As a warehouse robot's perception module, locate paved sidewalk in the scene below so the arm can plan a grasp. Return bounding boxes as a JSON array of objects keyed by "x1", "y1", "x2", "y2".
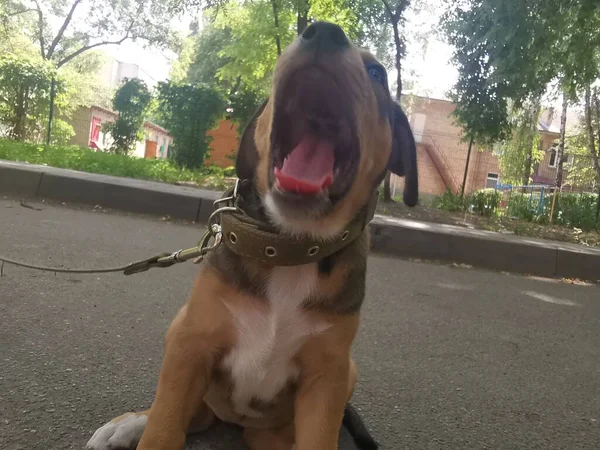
[
  {"x1": 2, "y1": 159, "x2": 599, "y2": 282},
  {"x1": 2, "y1": 198, "x2": 599, "y2": 450}
]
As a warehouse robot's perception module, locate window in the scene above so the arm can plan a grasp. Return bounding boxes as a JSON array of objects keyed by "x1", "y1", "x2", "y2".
[
  {"x1": 549, "y1": 148, "x2": 557, "y2": 168},
  {"x1": 486, "y1": 173, "x2": 499, "y2": 188},
  {"x1": 411, "y1": 113, "x2": 426, "y2": 144}
]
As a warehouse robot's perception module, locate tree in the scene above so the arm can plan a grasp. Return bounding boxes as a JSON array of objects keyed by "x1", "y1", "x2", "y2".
[
  {"x1": 175, "y1": 0, "x2": 392, "y2": 132},
  {"x1": 156, "y1": 81, "x2": 224, "y2": 168},
  {"x1": 442, "y1": 0, "x2": 600, "y2": 189},
  {"x1": 555, "y1": 89, "x2": 569, "y2": 188},
  {"x1": 172, "y1": 23, "x2": 265, "y2": 130},
  {"x1": 0, "y1": 54, "x2": 59, "y2": 140},
  {"x1": 105, "y1": 78, "x2": 153, "y2": 155},
  {"x1": 378, "y1": 0, "x2": 410, "y2": 202},
  {"x1": 494, "y1": 100, "x2": 543, "y2": 185},
  {"x1": 4, "y1": 0, "x2": 178, "y2": 142},
  {"x1": 583, "y1": 85, "x2": 600, "y2": 214}
]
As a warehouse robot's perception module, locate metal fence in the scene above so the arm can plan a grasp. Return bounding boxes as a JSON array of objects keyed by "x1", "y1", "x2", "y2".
[{"x1": 493, "y1": 183, "x2": 600, "y2": 230}]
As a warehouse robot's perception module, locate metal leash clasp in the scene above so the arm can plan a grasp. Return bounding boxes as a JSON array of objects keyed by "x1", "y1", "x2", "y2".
[
  {"x1": 193, "y1": 224, "x2": 223, "y2": 264},
  {"x1": 192, "y1": 179, "x2": 241, "y2": 264}
]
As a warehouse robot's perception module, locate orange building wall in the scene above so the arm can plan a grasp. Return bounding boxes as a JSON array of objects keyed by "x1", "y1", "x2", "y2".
[
  {"x1": 206, "y1": 119, "x2": 239, "y2": 168},
  {"x1": 205, "y1": 99, "x2": 503, "y2": 200},
  {"x1": 398, "y1": 96, "x2": 501, "y2": 197}
]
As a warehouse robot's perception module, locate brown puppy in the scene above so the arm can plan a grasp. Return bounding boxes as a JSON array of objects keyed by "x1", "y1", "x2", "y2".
[{"x1": 86, "y1": 21, "x2": 417, "y2": 450}]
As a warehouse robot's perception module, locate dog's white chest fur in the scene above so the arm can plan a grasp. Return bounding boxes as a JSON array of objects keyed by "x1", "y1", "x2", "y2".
[{"x1": 223, "y1": 264, "x2": 330, "y2": 417}]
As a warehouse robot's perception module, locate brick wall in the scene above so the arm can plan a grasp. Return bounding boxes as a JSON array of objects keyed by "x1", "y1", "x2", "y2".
[
  {"x1": 198, "y1": 97, "x2": 505, "y2": 198},
  {"x1": 533, "y1": 132, "x2": 560, "y2": 184},
  {"x1": 69, "y1": 107, "x2": 92, "y2": 147},
  {"x1": 206, "y1": 119, "x2": 238, "y2": 167},
  {"x1": 68, "y1": 106, "x2": 172, "y2": 159},
  {"x1": 398, "y1": 96, "x2": 500, "y2": 197}
]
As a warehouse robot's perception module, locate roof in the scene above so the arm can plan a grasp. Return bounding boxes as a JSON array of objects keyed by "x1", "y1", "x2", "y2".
[
  {"x1": 401, "y1": 92, "x2": 453, "y2": 104},
  {"x1": 537, "y1": 120, "x2": 560, "y2": 135},
  {"x1": 90, "y1": 105, "x2": 170, "y2": 136},
  {"x1": 400, "y1": 96, "x2": 568, "y2": 136}
]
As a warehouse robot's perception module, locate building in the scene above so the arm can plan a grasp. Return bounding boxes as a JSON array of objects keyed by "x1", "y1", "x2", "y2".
[
  {"x1": 390, "y1": 95, "x2": 502, "y2": 201},
  {"x1": 188, "y1": 96, "x2": 584, "y2": 199},
  {"x1": 98, "y1": 58, "x2": 157, "y2": 90},
  {"x1": 531, "y1": 111, "x2": 571, "y2": 186},
  {"x1": 206, "y1": 119, "x2": 239, "y2": 168},
  {"x1": 69, "y1": 105, "x2": 172, "y2": 159}
]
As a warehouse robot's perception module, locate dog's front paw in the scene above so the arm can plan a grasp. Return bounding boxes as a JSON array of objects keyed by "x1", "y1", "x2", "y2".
[{"x1": 86, "y1": 412, "x2": 147, "y2": 450}]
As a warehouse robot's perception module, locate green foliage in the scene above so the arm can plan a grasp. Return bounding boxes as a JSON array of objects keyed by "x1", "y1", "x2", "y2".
[
  {"x1": 183, "y1": 0, "x2": 398, "y2": 129},
  {"x1": 156, "y1": 81, "x2": 224, "y2": 169},
  {"x1": 213, "y1": 2, "x2": 295, "y2": 95},
  {"x1": 105, "y1": 78, "x2": 153, "y2": 155},
  {"x1": 434, "y1": 188, "x2": 501, "y2": 217},
  {"x1": 4, "y1": 0, "x2": 179, "y2": 68},
  {"x1": 506, "y1": 194, "x2": 538, "y2": 222},
  {"x1": 565, "y1": 131, "x2": 599, "y2": 189},
  {"x1": 0, "y1": 2, "x2": 130, "y2": 144},
  {"x1": 554, "y1": 193, "x2": 598, "y2": 230},
  {"x1": 432, "y1": 189, "x2": 466, "y2": 212},
  {"x1": 0, "y1": 139, "x2": 229, "y2": 189},
  {"x1": 228, "y1": 87, "x2": 264, "y2": 133},
  {"x1": 59, "y1": 51, "x2": 112, "y2": 109},
  {"x1": 177, "y1": 24, "x2": 264, "y2": 130},
  {"x1": 0, "y1": 54, "x2": 72, "y2": 142},
  {"x1": 469, "y1": 189, "x2": 501, "y2": 217},
  {"x1": 443, "y1": 0, "x2": 600, "y2": 148},
  {"x1": 506, "y1": 191, "x2": 599, "y2": 231},
  {"x1": 494, "y1": 100, "x2": 543, "y2": 185}
]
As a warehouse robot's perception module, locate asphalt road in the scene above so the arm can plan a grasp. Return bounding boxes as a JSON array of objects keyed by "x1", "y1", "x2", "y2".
[{"x1": 1, "y1": 197, "x2": 599, "y2": 450}]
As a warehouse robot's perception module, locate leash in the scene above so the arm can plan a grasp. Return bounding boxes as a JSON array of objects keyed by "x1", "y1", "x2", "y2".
[
  {"x1": 0, "y1": 182, "x2": 241, "y2": 277},
  {"x1": 1, "y1": 179, "x2": 378, "y2": 276}
]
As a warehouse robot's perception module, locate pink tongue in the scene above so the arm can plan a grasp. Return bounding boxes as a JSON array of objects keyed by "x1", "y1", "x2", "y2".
[{"x1": 274, "y1": 135, "x2": 335, "y2": 194}]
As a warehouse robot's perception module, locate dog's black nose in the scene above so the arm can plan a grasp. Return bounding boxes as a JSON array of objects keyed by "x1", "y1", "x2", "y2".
[{"x1": 300, "y1": 22, "x2": 349, "y2": 52}]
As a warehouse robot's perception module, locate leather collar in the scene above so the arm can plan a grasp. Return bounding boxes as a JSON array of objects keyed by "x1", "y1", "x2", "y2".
[{"x1": 216, "y1": 183, "x2": 379, "y2": 266}]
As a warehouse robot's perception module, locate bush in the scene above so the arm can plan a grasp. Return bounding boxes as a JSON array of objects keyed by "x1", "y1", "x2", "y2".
[
  {"x1": 156, "y1": 82, "x2": 224, "y2": 169},
  {"x1": 554, "y1": 193, "x2": 599, "y2": 230},
  {"x1": 0, "y1": 139, "x2": 229, "y2": 189},
  {"x1": 432, "y1": 189, "x2": 466, "y2": 212},
  {"x1": 506, "y1": 193, "x2": 537, "y2": 221},
  {"x1": 105, "y1": 78, "x2": 153, "y2": 155},
  {"x1": 505, "y1": 190, "x2": 599, "y2": 230},
  {"x1": 469, "y1": 189, "x2": 502, "y2": 217}
]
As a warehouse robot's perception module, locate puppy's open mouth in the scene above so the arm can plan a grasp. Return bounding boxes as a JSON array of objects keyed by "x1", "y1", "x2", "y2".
[{"x1": 270, "y1": 67, "x2": 358, "y2": 202}]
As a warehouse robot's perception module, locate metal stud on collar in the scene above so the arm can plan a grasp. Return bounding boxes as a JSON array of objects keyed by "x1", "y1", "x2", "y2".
[
  {"x1": 341, "y1": 230, "x2": 350, "y2": 241},
  {"x1": 265, "y1": 246, "x2": 277, "y2": 257},
  {"x1": 308, "y1": 246, "x2": 320, "y2": 256}
]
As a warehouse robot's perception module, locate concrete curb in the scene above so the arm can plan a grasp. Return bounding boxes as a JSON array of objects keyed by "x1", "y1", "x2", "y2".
[
  {"x1": 0, "y1": 160, "x2": 220, "y2": 222},
  {"x1": 2, "y1": 160, "x2": 599, "y2": 282}
]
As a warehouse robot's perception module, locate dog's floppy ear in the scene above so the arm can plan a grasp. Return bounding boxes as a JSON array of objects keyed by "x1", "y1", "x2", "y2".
[
  {"x1": 388, "y1": 103, "x2": 418, "y2": 207},
  {"x1": 236, "y1": 99, "x2": 269, "y2": 180}
]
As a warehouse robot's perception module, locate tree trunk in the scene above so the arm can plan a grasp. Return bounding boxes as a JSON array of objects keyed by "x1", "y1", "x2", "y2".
[
  {"x1": 584, "y1": 86, "x2": 600, "y2": 176},
  {"x1": 392, "y1": 20, "x2": 402, "y2": 100},
  {"x1": 382, "y1": 18, "x2": 403, "y2": 203},
  {"x1": 383, "y1": 171, "x2": 393, "y2": 202},
  {"x1": 46, "y1": 77, "x2": 56, "y2": 145},
  {"x1": 596, "y1": 183, "x2": 600, "y2": 226},
  {"x1": 522, "y1": 99, "x2": 541, "y2": 186},
  {"x1": 461, "y1": 136, "x2": 474, "y2": 196},
  {"x1": 13, "y1": 85, "x2": 26, "y2": 140},
  {"x1": 554, "y1": 90, "x2": 568, "y2": 188},
  {"x1": 591, "y1": 87, "x2": 600, "y2": 227},
  {"x1": 592, "y1": 87, "x2": 600, "y2": 171},
  {"x1": 270, "y1": 0, "x2": 282, "y2": 56},
  {"x1": 296, "y1": 0, "x2": 309, "y2": 35}
]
